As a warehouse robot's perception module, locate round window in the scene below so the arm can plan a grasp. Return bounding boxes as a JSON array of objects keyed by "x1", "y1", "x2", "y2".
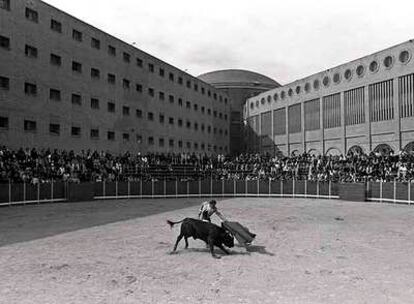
[
  {"x1": 313, "y1": 79, "x2": 320, "y2": 90},
  {"x1": 344, "y1": 69, "x2": 353, "y2": 80},
  {"x1": 267, "y1": 95, "x2": 271, "y2": 103},
  {"x1": 295, "y1": 86, "x2": 301, "y2": 94},
  {"x1": 256, "y1": 100, "x2": 259, "y2": 107},
  {"x1": 304, "y1": 83, "x2": 311, "y2": 92},
  {"x1": 383, "y1": 56, "x2": 393, "y2": 69},
  {"x1": 273, "y1": 93, "x2": 278, "y2": 101},
  {"x1": 288, "y1": 88, "x2": 293, "y2": 96},
  {"x1": 356, "y1": 65, "x2": 365, "y2": 77},
  {"x1": 399, "y1": 50, "x2": 411, "y2": 64},
  {"x1": 322, "y1": 76, "x2": 330, "y2": 87},
  {"x1": 369, "y1": 60, "x2": 379, "y2": 72},
  {"x1": 261, "y1": 98, "x2": 265, "y2": 105},
  {"x1": 250, "y1": 102, "x2": 254, "y2": 109},
  {"x1": 333, "y1": 73, "x2": 341, "y2": 84},
  {"x1": 281, "y1": 91, "x2": 286, "y2": 99}
]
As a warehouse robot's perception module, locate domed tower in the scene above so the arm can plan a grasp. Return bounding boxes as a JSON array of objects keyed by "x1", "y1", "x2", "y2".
[{"x1": 198, "y1": 69, "x2": 280, "y2": 155}]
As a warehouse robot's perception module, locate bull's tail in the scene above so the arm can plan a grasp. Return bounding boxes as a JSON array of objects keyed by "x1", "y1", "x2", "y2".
[{"x1": 166, "y1": 219, "x2": 184, "y2": 228}]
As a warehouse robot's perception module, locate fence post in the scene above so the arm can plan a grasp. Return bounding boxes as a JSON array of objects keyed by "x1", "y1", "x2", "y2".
[
  {"x1": 164, "y1": 179, "x2": 166, "y2": 197},
  {"x1": 305, "y1": 179, "x2": 308, "y2": 198},
  {"x1": 234, "y1": 179, "x2": 236, "y2": 197},
  {"x1": 151, "y1": 180, "x2": 154, "y2": 199},
  {"x1": 393, "y1": 179, "x2": 396, "y2": 204},
  {"x1": 128, "y1": 180, "x2": 131, "y2": 199},
  {"x1": 409, "y1": 182, "x2": 411, "y2": 205},
  {"x1": 199, "y1": 179, "x2": 201, "y2": 198},
  {"x1": 257, "y1": 179, "x2": 259, "y2": 197},
  {"x1": 317, "y1": 180, "x2": 320, "y2": 197},
  {"x1": 281, "y1": 180, "x2": 283, "y2": 197},
  {"x1": 222, "y1": 179, "x2": 224, "y2": 197},
  {"x1": 23, "y1": 182, "x2": 26, "y2": 204},
  {"x1": 268, "y1": 179, "x2": 271, "y2": 197},
  {"x1": 37, "y1": 182, "x2": 40, "y2": 204},
  {"x1": 210, "y1": 178, "x2": 213, "y2": 198},
  {"x1": 187, "y1": 181, "x2": 190, "y2": 198},
  {"x1": 293, "y1": 179, "x2": 296, "y2": 198},
  {"x1": 8, "y1": 179, "x2": 11, "y2": 206},
  {"x1": 380, "y1": 181, "x2": 383, "y2": 203},
  {"x1": 140, "y1": 179, "x2": 143, "y2": 199},
  {"x1": 51, "y1": 179, "x2": 54, "y2": 202},
  {"x1": 329, "y1": 180, "x2": 332, "y2": 199},
  {"x1": 175, "y1": 179, "x2": 178, "y2": 198},
  {"x1": 245, "y1": 178, "x2": 247, "y2": 197},
  {"x1": 116, "y1": 180, "x2": 119, "y2": 199},
  {"x1": 103, "y1": 180, "x2": 106, "y2": 198}
]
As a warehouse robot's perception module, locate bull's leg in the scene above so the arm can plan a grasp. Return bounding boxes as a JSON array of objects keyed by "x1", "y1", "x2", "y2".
[
  {"x1": 208, "y1": 238, "x2": 220, "y2": 259},
  {"x1": 184, "y1": 237, "x2": 189, "y2": 249},
  {"x1": 217, "y1": 244, "x2": 230, "y2": 255},
  {"x1": 170, "y1": 234, "x2": 184, "y2": 254}
]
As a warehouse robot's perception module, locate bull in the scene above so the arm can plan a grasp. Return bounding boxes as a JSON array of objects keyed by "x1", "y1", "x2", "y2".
[{"x1": 167, "y1": 218, "x2": 234, "y2": 259}]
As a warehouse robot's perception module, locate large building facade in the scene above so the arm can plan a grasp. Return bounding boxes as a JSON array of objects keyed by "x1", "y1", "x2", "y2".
[
  {"x1": 245, "y1": 40, "x2": 414, "y2": 156},
  {"x1": 0, "y1": 0, "x2": 230, "y2": 154},
  {"x1": 198, "y1": 69, "x2": 280, "y2": 155}
]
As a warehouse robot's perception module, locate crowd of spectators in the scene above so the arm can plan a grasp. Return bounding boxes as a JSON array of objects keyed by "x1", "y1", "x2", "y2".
[{"x1": 1, "y1": 146, "x2": 414, "y2": 184}]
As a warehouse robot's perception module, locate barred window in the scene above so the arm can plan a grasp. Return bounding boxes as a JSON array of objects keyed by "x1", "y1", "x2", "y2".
[
  {"x1": 344, "y1": 87, "x2": 365, "y2": 125},
  {"x1": 323, "y1": 93, "x2": 341, "y2": 128}
]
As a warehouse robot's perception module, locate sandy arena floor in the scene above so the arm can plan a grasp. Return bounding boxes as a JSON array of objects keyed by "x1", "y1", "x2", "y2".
[{"x1": 1, "y1": 198, "x2": 414, "y2": 304}]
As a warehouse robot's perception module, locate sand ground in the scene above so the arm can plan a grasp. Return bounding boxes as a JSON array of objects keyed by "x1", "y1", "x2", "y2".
[{"x1": 1, "y1": 198, "x2": 414, "y2": 304}]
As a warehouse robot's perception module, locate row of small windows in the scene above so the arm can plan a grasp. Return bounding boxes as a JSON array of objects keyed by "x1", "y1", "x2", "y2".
[
  {"x1": 0, "y1": 116, "x2": 227, "y2": 152},
  {"x1": 0, "y1": 4, "x2": 228, "y2": 104},
  {"x1": 0, "y1": 76, "x2": 228, "y2": 121},
  {"x1": 251, "y1": 50, "x2": 413, "y2": 108}
]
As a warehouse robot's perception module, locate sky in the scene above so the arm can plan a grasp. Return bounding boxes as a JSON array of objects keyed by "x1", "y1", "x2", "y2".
[{"x1": 43, "y1": 0, "x2": 414, "y2": 85}]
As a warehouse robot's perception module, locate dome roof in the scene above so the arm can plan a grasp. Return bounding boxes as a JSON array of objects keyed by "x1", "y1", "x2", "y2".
[{"x1": 198, "y1": 69, "x2": 281, "y2": 89}]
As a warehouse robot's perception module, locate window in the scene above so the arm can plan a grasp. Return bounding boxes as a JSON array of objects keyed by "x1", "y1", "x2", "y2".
[
  {"x1": 50, "y1": 19, "x2": 62, "y2": 33},
  {"x1": 25, "y1": 45, "x2": 37, "y2": 58},
  {"x1": 159, "y1": 91, "x2": 165, "y2": 100},
  {"x1": 136, "y1": 134, "x2": 142, "y2": 143},
  {"x1": 24, "y1": 82, "x2": 37, "y2": 96},
  {"x1": 49, "y1": 123, "x2": 60, "y2": 135},
  {"x1": 178, "y1": 140, "x2": 183, "y2": 148},
  {"x1": 169, "y1": 73, "x2": 174, "y2": 81},
  {"x1": 194, "y1": 122, "x2": 198, "y2": 130},
  {"x1": 213, "y1": 110, "x2": 217, "y2": 117},
  {"x1": 201, "y1": 143, "x2": 205, "y2": 150},
  {"x1": 123, "y1": 52, "x2": 130, "y2": 63},
  {"x1": 219, "y1": 113, "x2": 223, "y2": 119},
  {"x1": 201, "y1": 106, "x2": 205, "y2": 114},
  {"x1": 178, "y1": 98, "x2": 183, "y2": 106},
  {"x1": 72, "y1": 29, "x2": 82, "y2": 42},
  {"x1": 169, "y1": 117, "x2": 174, "y2": 125},
  {"x1": 169, "y1": 139, "x2": 174, "y2": 147},
  {"x1": 147, "y1": 112, "x2": 154, "y2": 121},
  {"x1": 50, "y1": 53, "x2": 61, "y2": 66},
  {"x1": 91, "y1": 38, "x2": 100, "y2": 49},
  {"x1": 178, "y1": 77, "x2": 183, "y2": 85},
  {"x1": 208, "y1": 90, "x2": 211, "y2": 97},
  {"x1": 148, "y1": 63, "x2": 154, "y2": 72},
  {"x1": 136, "y1": 109, "x2": 142, "y2": 118},
  {"x1": 159, "y1": 114, "x2": 165, "y2": 123},
  {"x1": 0, "y1": 35, "x2": 10, "y2": 49},
  {"x1": 107, "y1": 102, "x2": 115, "y2": 112},
  {"x1": 186, "y1": 120, "x2": 191, "y2": 129},
  {"x1": 213, "y1": 93, "x2": 217, "y2": 100},
  {"x1": 214, "y1": 127, "x2": 217, "y2": 134},
  {"x1": 107, "y1": 73, "x2": 116, "y2": 84},
  {"x1": 0, "y1": 116, "x2": 8, "y2": 129},
  {"x1": 159, "y1": 68, "x2": 165, "y2": 77},
  {"x1": 194, "y1": 143, "x2": 198, "y2": 150},
  {"x1": 90, "y1": 129, "x2": 99, "y2": 139},
  {"x1": 123, "y1": 106, "x2": 130, "y2": 116},
  {"x1": 72, "y1": 61, "x2": 82, "y2": 73},
  {"x1": 201, "y1": 87, "x2": 205, "y2": 95},
  {"x1": 207, "y1": 109, "x2": 211, "y2": 115},
  {"x1": 25, "y1": 8, "x2": 38, "y2": 23},
  {"x1": 148, "y1": 88, "x2": 154, "y2": 97},
  {"x1": 193, "y1": 104, "x2": 198, "y2": 111},
  {"x1": 107, "y1": 131, "x2": 115, "y2": 141},
  {"x1": 201, "y1": 124, "x2": 205, "y2": 132},
  {"x1": 194, "y1": 84, "x2": 198, "y2": 91},
  {"x1": 71, "y1": 126, "x2": 81, "y2": 137},
  {"x1": 24, "y1": 120, "x2": 36, "y2": 132},
  {"x1": 136, "y1": 83, "x2": 142, "y2": 92},
  {"x1": 0, "y1": 76, "x2": 9, "y2": 90},
  {"x1": 186, "y1": 101, "x2": 191, "y2": 109},
  {"x1": 169, "y1": 95, "x2": 174, "y2": 103},
  {"x1": 159, "y1": 138, "x2": 164, "y2": 147},
  {"x1": 71, "y1": 94, "x2": 81, "y2": 105},
  {"x1": 186, "y1": 80, "x2": 191, "y2": 88},
  {"x1": 0, "y1": 0, "x2": 10, "y2": 10},
  {"x1": 123, "y1": 79, "x2": 130, "y2": 89},
  {"x1": 136, "y1": 58, "x2": 143, "y2": 67},
  {"x1": 123, "y1": 133, "x2": 130, "y2": 141},
  {"x1": 207, "y1": 126, "x2": 211, "y2": 133},
  {"x1": 108, "y1": 45, "x2": 116, "y2": 56},
  {"x1": 49, "y1": 89, "x2": 61, "y2": 101},
  {"x1": 178, "y1": 119, "x2": 183, "y2": 127},
  {"x1": 148, "y1": 137, "x2": 154, "y2": 145},
  {"x1": 90, "y1": 98, "x2": 99, "y2": 109},
  {"x1": 186, "y1": 141, "x2": 191, "y2": 149},
  {"x1": 91, "y1": 68, "x2": 100, "y2": 79}
]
